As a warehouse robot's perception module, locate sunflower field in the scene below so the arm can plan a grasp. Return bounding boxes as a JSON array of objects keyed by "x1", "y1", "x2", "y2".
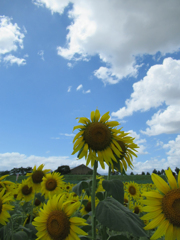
[{"x1": 0, "y1": 109, "x2": 180, "y2": 240}]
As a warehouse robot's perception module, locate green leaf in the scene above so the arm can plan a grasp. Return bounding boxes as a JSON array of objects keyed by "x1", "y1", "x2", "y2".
[
  {"x1": 24, "y1": 223, "x2": 38, "y2": 238},
  {"x1": 82, "y1": 199, "x2": 89, "y2": 206},
  {"x1": 95, "y1": 197, "x2": 148, "y2": 237},
  {"x1": 72, "y1": 181, "x2": 89, "y2": 196},
  {"x1": 96, "y1": 191, "x2": 105, "y2": 201},
  {"x1": 80, "y1": 225, "x2": 92, "y2": 233},
  {"x1": 17, "y1": 225, "x2": 32, "y2": 233},
  {"x1": 35, "y1": 192, "x2": 46, "y2": 203},
  {"x1": 108, "y1": 235, "x2": 129, "y2": 240},
  {"x1": 102, "y1": 179, "x2": 124, "y2": 204},
  {"x1": 12, "y1": 231, "x2": 28, "y2": 240}
]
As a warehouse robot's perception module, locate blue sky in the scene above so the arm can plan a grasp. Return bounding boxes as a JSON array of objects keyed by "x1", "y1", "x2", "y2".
[{"x1": 0, "y1": 0, "x2": 180, "y2": 175}]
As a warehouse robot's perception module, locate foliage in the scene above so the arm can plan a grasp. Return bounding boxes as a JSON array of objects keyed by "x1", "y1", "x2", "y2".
[{"x1": 54, "y1": 165, "x2": 71, "y2": 175}]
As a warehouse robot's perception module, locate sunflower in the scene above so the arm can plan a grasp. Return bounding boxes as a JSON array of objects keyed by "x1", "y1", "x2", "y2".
[
  {"x1": 26, "y1": 164, "x2": 51, "y2": 193},
  {"x1": 125, "y1": 181, "x2": 140, "y2": 200},
  {"x1": 32, "y1": 194, "x2": 88, "y2": 240},
  {"x1": 129, "y1": 201, "x2": 143, "y2": 214},
  {"x1": 80, "y1": 195, "x2": 99, "y2": 216},
  {"x1": 0, "y1": 188, "x2": 15, "y2": 225},
  {"x1": 140, "y1": 168, "x2": 180, "y2": 240},
  {"x1": 72, "y1": 109, "x2": 126, "y2": 169},
  {"x1": 41, "y1": 172, "x2": 65, "y2": 199},
  {"x1": 16, "y1": 179, "x2": 35, "y2": 202},
  {"x1": 111, "y1": 131, "x2": 139, "y2": 173}
]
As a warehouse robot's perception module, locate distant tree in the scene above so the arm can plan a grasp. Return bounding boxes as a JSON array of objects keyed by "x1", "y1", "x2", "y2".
[
  {"x1": 157, "y1": 170, "x2": 161, "y2": 175},
  {"x1": 175, "y1": 167, "x2": 180, "y2": 175},
  {"x1": 152, "y1": 169, "x2": 157, "y2": 174},
  {"x1": 146, "y1": 172, "x2": 150, "y2": 175},
  {"x1": 0, "y1": 170, "x2": 10, "y2": 176},
  {"x1": 130, "y1": 172, "x2": 134, "y2": 175},
  {"x1": 161, "y1": 169, "x2": 165, "y2": 175},
  {"x1": 172, "y1": 171, "x2": 177, "y2": 180},
  {"x1": 54, "y1": 165, "x2": 71, "y2": 175},
  {"x1": 141, "y1": 171, "x2": 145, "y2": 175}
]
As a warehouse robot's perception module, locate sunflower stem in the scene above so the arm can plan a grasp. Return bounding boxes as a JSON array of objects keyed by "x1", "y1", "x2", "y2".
[
  {"x1": 30, "y1": 193, "x2": 36, "y2": 223},
  {"x1": 91, "y1": 160, "x2": 98, "y2": 240}
]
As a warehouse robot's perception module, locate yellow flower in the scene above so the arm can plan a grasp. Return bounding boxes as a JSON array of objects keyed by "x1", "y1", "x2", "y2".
[
  {"x1": 0, "y1": 188, "x2": 14, "y2": 225},
  {"x1": 140, "y1": 168, "x2": 180, "y2": 240},
  {"x1": 41, "y1": 172, "x2": 65, "y2": 199},
  {"x1": 26, "y1": 164, "x2": 51, "y2": 193},
  {"x1": 111, "y1": 131, "x2": 139, "y2": 172},
  {"x1": 32, "y1": 194, "x2": 88, "y2": 240},
  {"x1": 80, "y1": 195, "x2": 99, "y2": 216},
  {"x1": 16, "y1": 179, "x2": 35, "y2": 202},
  {"x1": 126, "y1": 181, "x2": 140, "y2": 199},
  {"x1": 72, "y1": 109, "x2": 125, "y2": 169}
]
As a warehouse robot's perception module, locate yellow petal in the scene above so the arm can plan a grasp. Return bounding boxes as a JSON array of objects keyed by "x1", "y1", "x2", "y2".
[
  {"x1": 144, "y1": 213, "x2": 165, "y2": 230},
  {"x1": 100, "y1": 111, "x2": 110, "y2": 123},
  {"x1": 165, "y1": 168, "x2": 177, "y2": 189},
  {"x1": 165, "y1": 223, "x2": 174, "y2": 240},
  {"x1": 73, "y1": 125, "x2": 84, "y2": 131},
  {"x1": 141, "y1": 191, "x2": 163, "y2": 199},
  {"x1": 142, "y1": 205, "x2": 162, "y2": 212},
  {"x1": 112, "y1": 139, "x2": 122, "y2": 153},
  {"x1": 94, "y1": 109, "x2": 100, "y2": 121},
  {"x1": 151, "y1": 219, "x2": 169, "y2": 240},
  {"x1": 151, "y1": 173, "x2": 170, "y2": 194},
  {"x1": 71, "y1": 141, "x2": 84, "y2": 155},
  {"x1": 78, "y1": 117, "x2": 90, "y2": 124},
  {"x1": 71, "y1": 225, "x2": 88, "y2": 236},
  {"x1": 178, "y1": 171, "x2": 180, "y2": 188},
  {"x1": 73, "y1": 130, "x2": 84, "y2": 143},
  {"x1": 110, "y1": 142, "x2": 121, "y2": 158},
  {"x1": 106, "y1": 121, "x2": 120, "y2": 127},
  {"x1": 90, "y1": 111, "x2": 95, "y2": 122},
  {"x1": 141, "y1": 199, "x2": 162, "y2": 206},
  {"x1": 140, "y1": 209, "x2": 162, "y2": 220}
]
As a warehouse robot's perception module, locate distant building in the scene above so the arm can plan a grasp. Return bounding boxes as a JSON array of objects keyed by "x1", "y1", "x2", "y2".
[{"x1": 70, "y1": 164, "x2": 101, "y2": 175}]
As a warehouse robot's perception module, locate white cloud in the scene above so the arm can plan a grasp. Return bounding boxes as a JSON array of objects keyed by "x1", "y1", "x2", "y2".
[
  {"x1": 38, "y1": 50, "x2": 44, "y2": 60},
  {"x1": 3, "y1": 54, "x2": 26, "y2": 66},
  {"x1": 112, "y1": 58, "x2": 180, "y2": 136},
  {"x1": 67, "y1": 86, "x2": 72, "y2": 92},
  {"x1": 76, "y1": 84, "x2": 83, "y2": 91},
  {"x1": 67, "y1": 62, "x2": 72, "y2": 68},
  {"x1": 0, "y1": 152, "x2": 78, "y2": 172},
  {"x1": 83, "y1": 89, "x2": 91, "y2": 94},
  {"x1": 59, "y1": 133, "x2": 75, "y2": 137},
  {"x1": 0, "y1": 16, "x2": 25, "y2": 54},
  {"x1": 33, "y1": 0, "x2": 180, "y2": 84}
]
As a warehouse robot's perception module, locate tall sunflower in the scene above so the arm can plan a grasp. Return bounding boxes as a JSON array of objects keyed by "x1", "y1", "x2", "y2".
[
  {"x1": 41, "y1": 172, "x2": 65, "y2": 199},
  {"x1": 0, "y1": 188, "x2": 15, "y2": 225},
  {"x1": 32, "y1": 194, "x2": 88, "y2": 240},
  {"x1": 111, "y1": 130, "x2": 139, "y2": 173},
  {"x1": 140, "y1": 168, "x2": 180, "y2": 240},
  {"x1": 26, "y1": 164, "x2": 51, "y2": 193},
  {"x1": 72, "y1": 109, "x2": 125, "y2": 169}
]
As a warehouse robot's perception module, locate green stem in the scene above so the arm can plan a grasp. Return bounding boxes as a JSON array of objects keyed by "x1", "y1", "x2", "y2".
[
  {"x1": 91, "y1": 160, "x2": 98, "y2": 240},
  {"x1": 107, "y1": 164, "x2": 111, "y2": 181}
]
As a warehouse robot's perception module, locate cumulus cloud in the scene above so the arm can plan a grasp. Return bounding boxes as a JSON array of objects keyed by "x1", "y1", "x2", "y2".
[
  {"x1": 3, "y1": 54, "x2": 26, "y2": 66},
  {"x1": 0, "y1": 152, "x2": 78, "y2": 172},
  {"x1": 76, "y1": 84, "x2": 83, "y2": 91},
  {"x1": 112, "y1": 58, "x2": 180, "y2": 136},
  {"x1": 0, "y1": 16, "x2": 25, "y2": 54},
  {"x1": 33, "y1": 0, "x2": 180, "y2": 84},
  {"x1": 59, "y1": 133, "x2": 75, "y2": 137},
  {"x1": 83, "y1": 89, "x2": 91, "y2": 94}
]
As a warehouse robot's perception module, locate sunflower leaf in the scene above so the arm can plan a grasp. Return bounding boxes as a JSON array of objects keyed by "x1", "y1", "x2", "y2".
[
  {"x1": 95, "y1": 197, "x2": 148, "y2": 237},
  {"x1": 102, "y1": 179, "x2": 124, "y2": 204},
  {"x1": 72, "y1": 181, "x2": 89, "y2": 196},
  {"x1": 11, "y1": 231, "x2": 28, "y2": 240},
  {"x1": 108, "y1": 235, "x2": 129, "y2": 240}
]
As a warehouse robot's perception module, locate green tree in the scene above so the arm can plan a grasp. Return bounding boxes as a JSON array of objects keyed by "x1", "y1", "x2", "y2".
[
  {"x1": 146, "y1": 172, "x2": 150, "y2": 175},
  {"x1": 175, "y1": 167, "x2": 180, "y2": 175},
  {"x1": 54, "y1": 165, "x2": 71, "y2": 175},
  {"x1": 152, "y1": 169, "x2": 157, "y2": 174},
  {"x1": 130, "y1": 172, "x2": 134, "y2": 175},
  {"x1": 141, "y1": 171, "x2": 145, "y2": 175}
]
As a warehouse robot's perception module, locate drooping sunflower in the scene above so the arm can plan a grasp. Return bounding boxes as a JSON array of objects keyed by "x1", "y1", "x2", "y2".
[
  {"x1": 0, "y1": 188, "x2": 15, "y2": 225},
  {"x1": 140, "y1": 168, "x2": 180, "y2": 240},
  {"x1": 41, "y1": 172, "x2": 65, "y2": 199},
  {"x1": 16, "y1": 179, "x2": 35, "y2": 202},
  {"x1": 72, "y1": 109, "x2": 126, "y2": 169},
  {"x1": 111, "y1": 130, "x2": 139, "y2": 173},
  {"x1": 32, "y1": 194, "x2": 88, "y2": 240},
  {"x1": 26, "y1": 164, "x2": 51, "y2": 193}
]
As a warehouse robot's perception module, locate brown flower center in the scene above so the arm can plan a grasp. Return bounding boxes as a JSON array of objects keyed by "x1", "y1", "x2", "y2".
[
  {"x1": 32, "y1": 170, "x2": 45, "y2": 184},
  {"x1": 22, "y1": 185, "x2": 32, "y2": 195},
  {"x1": 46, "y1": 210, "x2": 70, "y2": 240},
  {"x1": 83, "y1": 122, "x2": 111, "y2": 151},
  {"x1": 34, "y1": 198, "x2": 41, "y2": 206},
  {"x1": 162, "y1": 189, "x2": 180, "y2": 227},
  {"x1": 134, "y1": 206, "x2": 140, "y2": 214},
  {"x1": 85, "y1": 201, "x2": 92, "y2": 212},
  {"x1": 129, "y1": 186, "x2": 136, "y2": 195},
  {"x1": 45, "y1": 179, "x2": 57, "y2": 191}
]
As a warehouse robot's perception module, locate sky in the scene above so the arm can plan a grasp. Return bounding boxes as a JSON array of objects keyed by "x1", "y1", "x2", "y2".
[{"x1": 0, "y1": 0, "x2": 180, "y2": 175}]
